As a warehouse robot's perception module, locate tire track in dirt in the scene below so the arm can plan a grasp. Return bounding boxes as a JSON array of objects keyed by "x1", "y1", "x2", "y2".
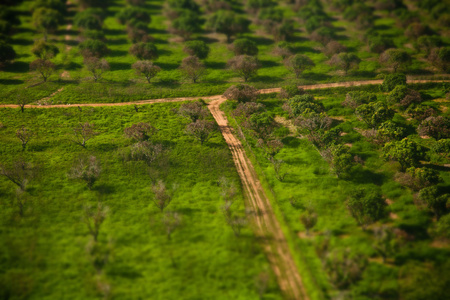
[{"x1": 208, "y1": 97, "x2": 308, "y2": 300}]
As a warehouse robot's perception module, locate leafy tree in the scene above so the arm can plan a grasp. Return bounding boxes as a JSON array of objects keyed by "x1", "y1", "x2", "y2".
[
  {"x1": 185, "y1": 120, "x2": 217, "y2": 145},
  {"x1": 419, "y1": 186, "x2": 449, "y2": 220},
  {"x1": 323, "y1": 40, "x2": 347, "y2": 57},
  {"x1": 418, "y1": 116, "x2": 450, "y2": 140},
  {"x1": 403, "y1": 167, "x2": 442, "y2": 191},
  {"x1": 79, "y1": 40, "x2": 109, "y2": 58},
  {"x1": 284, "y1": 54, "x2": 315, "y2": 78},
  {"x1": 415, "y1": 35, "x2": 442, "y2": 55},
  {"x1": 271, "y1": 20, "x2": 295, "y2": 42},
  {"x1": 32, "y1": 8, "x2": 63, "y2": 40},
  {"x1": 279, "y1": 84, "x2": 304, "y2": 99},
  {"x1": 84, "y1": 56, "x2": 110, "y2": 82},
  {"x1": 231, "y1": 38, "x2": 258, "y2": 56},
  {"x1": 126, "y1": 21, "x2": 151, "y2": 43},
  {"x1": 124, "y1": 122, "x2": 156, "y2": 142},
  {"x1": 16, "y1": 126, "x2": 34, "y2": 151},
  {"x1": 152, "y1": 180, "x2": 173, "y2": 212},
  {"x1": 0, "y1": 159, "x2": 35, "y2": 193},
  {"x1": 272, "y1": 41, "x2": 293, "y2": 59},
  {"x1": 287, "y1": 94, "x2": 324, "y2": 116},
  {"x1": 379, "y1": 49, "x2": 411, "y2": 72},
  {"x1": 431, "y1": 139, "x2": 450, "y2": 159},
  {"x1": 295, "y1": 112, "x2": 333, "y2": 148},
  {"x1": 30, "y1": 59, "x2": 56, "y2": 82},
  {"x1": 405, "y1": 22, "x2": 432, "y2": 40},
  {"x1": 329, "y1": 52, "x2": 361, "y2": 75},
  {"x1": 257, "y1": 138, "x2": 283, "y2": 159},
  {"x1": 380, "y1": 73, "x2": 407, "y2": 92},
  {"x1": 179, "y1": 55, "x2": 206, "y2": 83},
  {"x1": 223, "y1": 83, "x2": 260, "y2": 102},
  {"x1": 116, "y1": 6, "x2": 151, "y2": 25},
  {"x1": 129, "y1": 42, "x2": 158, "y2": 60},
  {"x1": 206, "y1": 10, "x2": 250, "y2": 43},
  {"x1": 377, "y1": 120, "x2": 406, "y2": 142},
  {"x1": 406, "y1": 105, "x2": 436, "y2": 122},
  {"x1": 128, "y1": 141, "x2": 164, "y2": 167},
  {"x1": 367, "y1": 35, "x2": 395, "y2": 54},
  {"x1": 74, "y1": 9, "x2": 105, "y2": 31},
  {"x1": 355, "y1": 102, "x2": 394, "y2": 129},
  {"x1": 330, "y1": 144, "x2": 354, "y2": 178},
  {"x1": 32, "y1": 0, "x2": 66, "y2": 14},
  {"x1": 342, "y1": 91, "x2": 377, "y2": 109},
  {"x1": 69, "y1": 156, "x2": 101, "y2": 190},
  {"x1": 248, "y1": 112, "x2": 277, "y2": 138},
  {"x1": 227, "y1": 55, "x2": 260, "y2": 82},
  {"x1": 300, "y1": 207, "x2": 318, "y2": 235},
  {"x1": 82, "y1": 202, "x2": 108, "y2": 242},
  {"x1": 347, "y1": 186, "x2": 386, "y2": 229},
  {"x1": 324, "y1": 248, "x2": 368, "y2": 289},
  {"x1": 430, "y1": 214, "x2": 450, "y2": 239},
  {"x1": 0, "y1": 41, "x2": 15, "y2": 66},
  {"x1": 71, "y1": 122, "x2": 98, "y2": 148},
  {"x1": 132, "y1": 61, "x2": 161, "y2": 83},
  {"x1": 183, "y1": 40, "x2": 210, "y2": 59},
  {"x1": 382, "y1": 138, "x2": 425, "y2": 171},
  {"x1": 178, "y1": 101, "x2": 209, "y2": 122},
  {"x1": 170, "y1": 10, "x2": 202, "y2": 40},
  {"x1": 31, "y1": 40, "x2": 59, "y2": 59},
  {"x1": 310, "y1": 26, "x2": 336, "y2": 45},
  {"x1": 429, "y1": 47, "x2": 450, "y2": 73}
]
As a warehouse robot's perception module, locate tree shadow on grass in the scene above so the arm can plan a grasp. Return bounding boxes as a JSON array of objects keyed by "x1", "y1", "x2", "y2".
[
  {"x1": 104, "y1": 29, "x2": 125, "y2": 36},
  {"x1": 281, "y1": 136, "x2": 301, "y2": 147},
  {"x1": 205, "y1": 61, "x2": 226, "y2": 69},
  {"x1": 293, "y1": 45, "x2": 321, "y2": 54},
  {"x1": 348, "y1": 166, "x2": 386, "y2": 185},
  {"x1": 157, "y1": 48, "x2": 172, "y2": 56},
  {"x1": 151, "y1": 37, "x2": 170, "y2": 45},
  {"x1": 259, "y1": 59, "x2": 280, "y2": 68},
  {"x1": 0, "y1": 79, "x2": 24, "y2": 85},
  {"x1": 3, "y1": 61, "x2": 29, "y2": 73},
  {"x1": 107, "y1": 38, "x2": 129, "y2": 45},
  {"x1": 407, "y1": 68, "x2": 434, "y2": 76},
  {"x1": 108, "y1": 49, "x2": 129, "y2": 57},
  {"x1": 252, "y1": 75, "x2": 284, "y2": 84},
  {"x1": 302, "y1": 72, "x2": 332, "y2": 81},
  {"x1": 351, "y1": 70, "x2": 378, "y2": 78},
  {"x1": 247, "y1": 36, "x2": 274, "y2": 46},
  {"x1": 154, "y1": 62, "x2": 179, "y2": 71},
  {"x1": 106, "y1": 265, "x2": 142, "y2": 279},
  {"x1": 197, "y1": 36, "x2": 219, "y2": 44},
  {"x1": 109, "y1": 62, "x2": 132, "y2": 71},
  {"x1": 153, "y1": 79, "x2": 181, "y2": 88},
  {"x1": 94, "y1": 183, "x2": 116, "y2": 195},
  {"x1": 11, "y1": 38, "x2": 33, "y2": 46}
]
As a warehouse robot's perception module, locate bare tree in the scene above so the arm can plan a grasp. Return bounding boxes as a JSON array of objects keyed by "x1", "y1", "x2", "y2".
[
  {"x1": 218, "y1": 176, "x2": 237, "y2": 203},
  {"x1": 185, "y1": 120, "x2": 217, "y2": 145},
  {"x1": 0, "y1": 159, "x2": 35, "y2": 192},
  {"x1": 228, "y1": 216, "x2": 247, "y2": 237},
  {"x1": 255, "y1": 272, "x2": 270, "y2": 299},
  {"x1": 178, "y1": 101, "x2": 209, "y2": 122},
  {"x1": 84, "y1": 56, "x2": 110, "y2": 82},
  {"x1": 124, "y1": 122, "x2": 156, "y2": 142},
  {"x1": 130, "y1": 141, "x2": 164, "y2": 166},
  {"x1": 179, "y1": 55, "x2": 206, "y2": 83},
  {"x1": 72, "y1": 122, "x2": 98, "y2": 148},
  {"x1": 162, "y1": 211, "x2": 181, "y2": 240},
  {"x1": 16, "y1": 90, "x2": 33, "y2": 113},
  {"x1": 300, "y1": 207, "x2": 318, "y2": 235},
  {"x1": 227, "y1": 55, "x2": 260, "y2": 82},
  {"x1": 269, "y1": 157, "x2": 287, "y2": 181},
  {"x1": 16, "y1": 126, "x2": 34, "y2": 151},
  {"x1": 83, "y1": 202, "x2": 109, "y2": 242},
  {"x1": 29, "y1": 58, "x2": 56, "y2": 82},
  {"x1": 152, "y1": 180, "x2": 173, "y2": 212},
  {"x1": 132, "y1": 60, "x2": 161, "y2": 83},
  {"x1": 223, "y1": 84, "x2": 260, "y2": 103},
  {"x1": 69, "y1": 156, "x2": 101, "y2": 190}
]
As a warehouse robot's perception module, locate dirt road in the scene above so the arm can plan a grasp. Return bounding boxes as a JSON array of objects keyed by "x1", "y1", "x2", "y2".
[{"x1": 208, "y1": 97, "x2": 308, "y2": 299}]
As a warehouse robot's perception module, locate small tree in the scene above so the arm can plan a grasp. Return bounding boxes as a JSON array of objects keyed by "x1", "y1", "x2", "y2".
[
  {"x1": 284, "y1": 54, "x2": 315, "y2": 78},
  {"x1": 329, "y1": 52, "x2": 361, "y2": 75},
  {"x1": 162, "y1": 211, "x2": 181, "y2": 240},
  {"x1": 129, "y1": 42, "x2": 158, "y2": 60},
  {"x1": 272, "y1": 41, "x2": 293, "y2": 59},
  {"x1": 419, "y1": 186, "x2": 448, "y2": 220},
  {"x1": 379, "y1": 49, "x2": 411, "y2": 72},
  {"x1": 372, "y1": 225, "x2": 397, "y2": 263},
  {"x1": 74, "y1": 9, "x2": 104, "y2": 31},
  {"x1": 347, "y1": 186, "x2": 386, "y2": 229},
  {"x1": 152, "y1": 180, "x2": 172, "y2": 212},
  {"x1": 124, "y1": 122, "x2": 156, "y2": 142},
  {"x1": 84, "y1": 56, "x2": 110, "y2": 82},
  {"x1": 69, "y1": 155, "x2": 101, "y2": 190},
  {"x1": 183, "y1": 40, "x2": 210, "y2": 59},
  {"x1": 355, "y1": 101, "x2": 394, "y2": 129},
  {"x1": 330, "y1": 144, "x2": 354, "y2": 178},
  {"x1": 178, "y1": 101, "x2": 209, "y2": 122},
  {"x1": 380, "y1": 73, "x2": 407, "y2": 92},
  {"x1": 83, "y1": 202, "x2": 108, "y2": 242},
  {"x1": 116, "y1": 6, "x2": 151, "y2": 25},
  {"x1": 206, "y1": 10, "x2": 250, "y2": 43},
  {"x1": 71, "y1": 122, "x2": 98, "y2": 148},
  {"x1": 185, "y1": 120, "x2": 217, "y2": 145},
  {"x1": 16, "y1": 126, "x2": 34, "y2": 151},
  {"x1": 382, "y1": 138, "x2": 425, "y2": 171},
  {"x1": 278, "y1": 84, "x2": 304, "y2": 99},
  {"x1": 0, "y1": 41, "x2": 16, "y2": 67},
  {"x1": 79, "y1": 40, "x2": 109, "y2": 58},
  {"x1": 128, "y1": 141, "x2": 164, "y2": 167},
  {"x1": 0, "y1": 159, "x2": 35, "y2": 192},
  {"x1": 32, "y1": 7, "x2": 63, "y2": 40},
  {"x1": 16, "y1": 90, "x2": 33, "y2": 113},
  {"x1": 31, "y1": 40, "x2": 59, "y2": 59},
  {"x1": 342, "y1": 91, "x2": 377, "y2": 109},
  {"x1": 231, "y1": 38, "x2": 258, "y2": 56},
  {"x1": 228, "y1": 55, "x2": 260, "y2": 82},
  {"x1": 429, "y1": 47, "x2": 450, "y2": 73},
  {"x1": 418, "y1": 116, "x2": 450, "y2": 140},
  {"x1": 179, "y1": 55, "x2": 206, "y2": 83},
  {"x1": 300, "y1": 207, "x2": 318, "y2": 235},
  {"x1": 30, "y1": 58, "x2": 55, "y2": 82},
  {"x1": 323, "y1": 40, "x2": 347, "y2": 57},
  {"x1": 223, "y1": 83, "x2": 260, "y2": 102},
  {"x1": 132, "y1": 60, "x2": 161, "y2": 83},
  {"x1": 170, "y1": 10, "x2": 202, "y2": 40}
]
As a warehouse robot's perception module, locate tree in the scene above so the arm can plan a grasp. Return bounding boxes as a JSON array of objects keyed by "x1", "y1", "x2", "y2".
[
  {"x1": 0, "y1": 159, "x2": 35, "y2": 192},
  {"x1": 323, "y1": 249, "x2": 367, "y2": 289},
  {"x1": 179, "y1": 55, "x2": 206, "y2": 83},
  {"x1": 367, "y1": 35, "x2": 395, "y2": 54},
  {"x1": 271, "y1": 20, "x2": 296, "y2": 42},
  {"x1": 330, "y1": 144, "x2": 354, "y2": 178},
  {"x1": 310, "y1": 26, "x2": 336, "y2": 45},
  {"x1": 16, "y1": 126, "x2": 34, "y2": 151},
  {"x1": 152, "y1": 180, "x2": 173, "y2": 212},
  {"x1": 387, "y1": 85, "x2": 423, "y2": 109},
  {"x1": 342, "y1": 91, "x2": 377, "y2": 109},
  {"x1": 84, "y1": 56, "x2": 110, "y2": 82},
  {"x1": 223, "y1": 84, "x2": 260, "y2": 102},
  {"x1": 429, "y1": 47, "x2": 450, "y2": 73},
  {"x1": 129, "y1": 42, "x2": 158, "y2": 60},
  {"x1": 248, "y1": 112, "x2": 277, "y2": 138},
  {"x1": 83, "y1": 202, "x2": 108, "y2": 242},
  {"x1": 178, "y1": 101, "x2": 209, "y2": 122},
  {"x1": 272, "y1": 41, "x2": 293, "y2": 59},
  {"x1": 183, "y1": 40, "x2": 210, "y2": 59},
  {"x1": 32, "y1": 0, "x2": 66, "y2": 14},
  {"x1": 278, "y1": 84, "x2": 304, "y2": 99},
  {"x1": 329, "y1": 52, "x2": 361, "y2": 75},
  {"x1": 170, "y1": 10, "x2": 202, "y2": 40},
  {"x1": 380, "y1": 73, "x2": 407, "y2": 92},
  {"x1": 231, "y1": 38, "x2": 258, "y2": 56},
  {"x1": 16, "y1": 91, "x2": 33, "y2": 113},
  {"x1": 126, "y1": 19, "x2": 151, "y2": 43},
  {"x1": 347, "y1": 186, "x2": 386, "y2": 229},
  {"x1": 68, "y1": 155, "x2": 101, "y2": 190},
  {"x1": 116, "y1": 6, "x2": 151, "y2": 25},
  {"x1": 372, "y1": 225, "x2": 397, "y2": 263},
  {"x1": 206, "y1": 10, "x2": 250, "y2": 43},
  {"x1": 295, "y1": 112, "x2": 333, "y2": 147},
  {"x1": 162, "y1": 211, "x2": 181, "y2": 240},
  {"x1": 71, "y1": 122, "x2": 98, "y2": 148},
  {"x1": 419, "y1": 186, "x2": 448, "y2": 220},
  {"x1": 257, "y1": 138, "x2": 283, "y2": 159},
  {"x1": 300, "y1": 207, "x2": 318, "y2": 235},
  {"x1": 124, "y1": 122, "x2": 156, "y2": 142},
  {"x1": 415, "y1": 35, "x2": 442, "y2": 55},
  {"x1": 79, "y1": 40, "x2": 109, "y2": 58},
  {"x1": 382, "y1": 138, "x2": 425, "y2": 171},
  {"x1": 31, "y1": 40, "x2": 59, "y2": 59},
  {"x1": 30, "y1": 59, "x2": 56, "y2": 82},
  {"x1": 74, "y1": 9, "x2": 104, "y2": 31},
  {"x1": 0, "y1": 41, "x2": 15, "y2": 66},
  {"x1": 185, "y1": 120, "x2": 216, "y2": 145},
  {"x1": 227, "y1": 55, "x2": 260, "y2": 82},
  {"x1": 286, "y1": 94, "x2": 324, "y2": 116},
  {"x1": 431, "y1": 139, "x2": 450, "y2": 159},
  {"x1": 323, "y1": 40, "x2": 347, "y2": 57},
  {"x1": 379, "y1": 49, "x2": 411, "y2": 72},
  {"x1": 132, "y1": 60, "x2": 161, "y2": 83},
  {"x1": 418, "y1": 116, "x2": 450, "y2": 140},
  {"x1": 398, "y1": 167, "x2": 442, "y2": 191},
  {"x1": 284, "y1": 54, "x2": 315, "y2": 78},
  {"x1": 128, "y1": 141, "x2": 164, "y2": 167},
  {"x1": 32, "y1": 8, "x2": 62, "y2": 41},
  {"x1": 355, "y1": 102, "x2": 394, "y2": 129}
]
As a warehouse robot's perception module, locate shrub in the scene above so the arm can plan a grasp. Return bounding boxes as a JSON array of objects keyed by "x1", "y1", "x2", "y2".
[
  {"x1": 323, "y1": 40, "x2": 347, "y2": 57},
  {"x1": 183, "y1": 40, "x2": 210, "y2": 59},
  {"x1": 132, "y1": 61, "x2": 161, "y2": 83},
  {"x1": 287, "y1": 94, "x2": 324, "y2": 116},
  {"x1": 379, "y1": 49, "x2": 411, "y2": 72},
  {"x1": 223, "y1": 84, "x2": 260, "y2": 102},
  {"x1": 380, "y1": 73, "x2": 407, "y2": 92},
  {"x1": 284, "y1": 54, "x2": 315, "y2": 78},
  {"x1": 418, "y1": 116, "x2": 450, "y2": 140},
  {"x1": 382, "y1": 138, "x2": 425, "y2": 171},
  {"x1": 179, "y1": 56, "x2": 206, "y2": 83},
  {"x1": 342, "y1": 91, "x2": 377, "y2": 109},
  {"x1": 231, "y1": 38, "x2": 258, "y2": 56},
  {"x1": 227, "y1": 55, "x2": 260, "y2": 82},
  {"x1": 347, "y1": 186, "x2": 387, "y2": 228},
  {"x1": 79, "y1": 40, "x2": 109, "y2": 58},
  {"x1": 279, "y1": 84, "x2": 305, "y2": 99},
  {"x1": 116, "y1": 6, "x2": 151, "y2": 25},
  {"x1": 129, "y1": 42, "x2": 158, "y2": 60},
  {"x1": 31, "y1": 40, "x2": 59, "y2": 59},
  {"x1": 0, "y1": 41, "x2": 15, "y2": 66}
]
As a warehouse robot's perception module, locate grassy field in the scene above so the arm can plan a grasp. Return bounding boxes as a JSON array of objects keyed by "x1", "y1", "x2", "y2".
[{"x1": 0, "y1": 102, "x2": 283, "y2": 299}]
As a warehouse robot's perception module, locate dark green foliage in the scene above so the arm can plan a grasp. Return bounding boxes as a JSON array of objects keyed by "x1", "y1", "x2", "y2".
[
  {"x1": 32, "y1": 7, "x2": 63, "y2": 37},
  {"x1": 287, "y1": 94, "x2": 323, "y2": 116},
  {"x1": 329, "y1": 52, "x2": 361, "y2": 75},
  {"x1": 382, "y1": 138, "x2": 425, "y2": 171},
  {"x1": 347, "y1": 186, "x2": 386, "y2": 228},
  {"x1": 429, "y1": 47, "x2": 450, "y2": 73},
  {"x1": 330, "y1": 144, "x2": 354, "y2": 178},
  {"x1": 367, "y1": 35, "x2": 395, "y2": 54},
  {"x1": 342, "y1": 91, "x2": 377, "y2": 109},
  {"x1": 167, "y1": 0, "x2": 200, "y2": 13},
  {"x1": 431, "y1": 214, "x2": 450, "y2": 238},
  {"x1": 284, "y1": 54, "x2": 315, "y2": 78},
  {"x1": 418, "y1": 116, "x2": 450, "y2": 140},
  {"x1": 74, "y1": 9, "x2": 105, "y2": 31},
  {"x1": 272, "y1": 41, "x2": 293, "y2": 59},
  {"x1": 32, "y1": 0, "x2": 66, "y2": 14},
  {"x1": 310, "y1": 26, "x2": 336, "y2": 45},
  {"x1": 171, "y1": 10, "x2": 202, "y2": 40},
  {"x1": 0, "y1": 5, "x2": 20, "y2": 26},
  {"x1": 0, "y1": 20, "x2": 12, "y2": 36},
  {"x1": 231, "y1": 38, "x2": 258, "y2": 56},
  {"x1": 31, "y1": 40, "x2": 59, "y2": 59},
  {"x1": 430, "y1": 139, "x2": 450, "y2": 159},
  {"x1": 379, "y1": 49, "x2": 412, "y2": 72},
  {"x1": 355, "y1": 102, "x2": 394, "y2": 129},
  {"x1": 380, "y1": 73, "x2": 407, "y2": 92},
  {"x1": 404, "y1": 167, "x2": 442, "y2": 190},
  {"x1": 227, "y1": 55, "x2": 260, "y2": 82},
  {"x1": 116, "y1": 6, "x2": 151, "y2": 25},
  {"x1": 183, "y1": 41, "x2": 210, "y2": 59},
  {"x1": 206, "y1": 10, "x2": 250, "y2": 43},
  {"x1": 129, "y1": 42, "x2": 158, "y2": 60},
  {"x1": 78, "y1": 40, "x2": 109, "y2": 58},
  {"x1": 279, "y1": 84, "x2": 304, "y2": 99},
  {"x1": 0, "y1": 41, "x2": 16, "y2": 65},
  {"x1": 419, "y1": 186, "x2": 448, "y2": 219},
  {"x1": 415, "y1": 35, "x2": 442, "y2": 55},
  {"x1": 324, "y1": 249, "x2": 368, "y2": 289}
]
